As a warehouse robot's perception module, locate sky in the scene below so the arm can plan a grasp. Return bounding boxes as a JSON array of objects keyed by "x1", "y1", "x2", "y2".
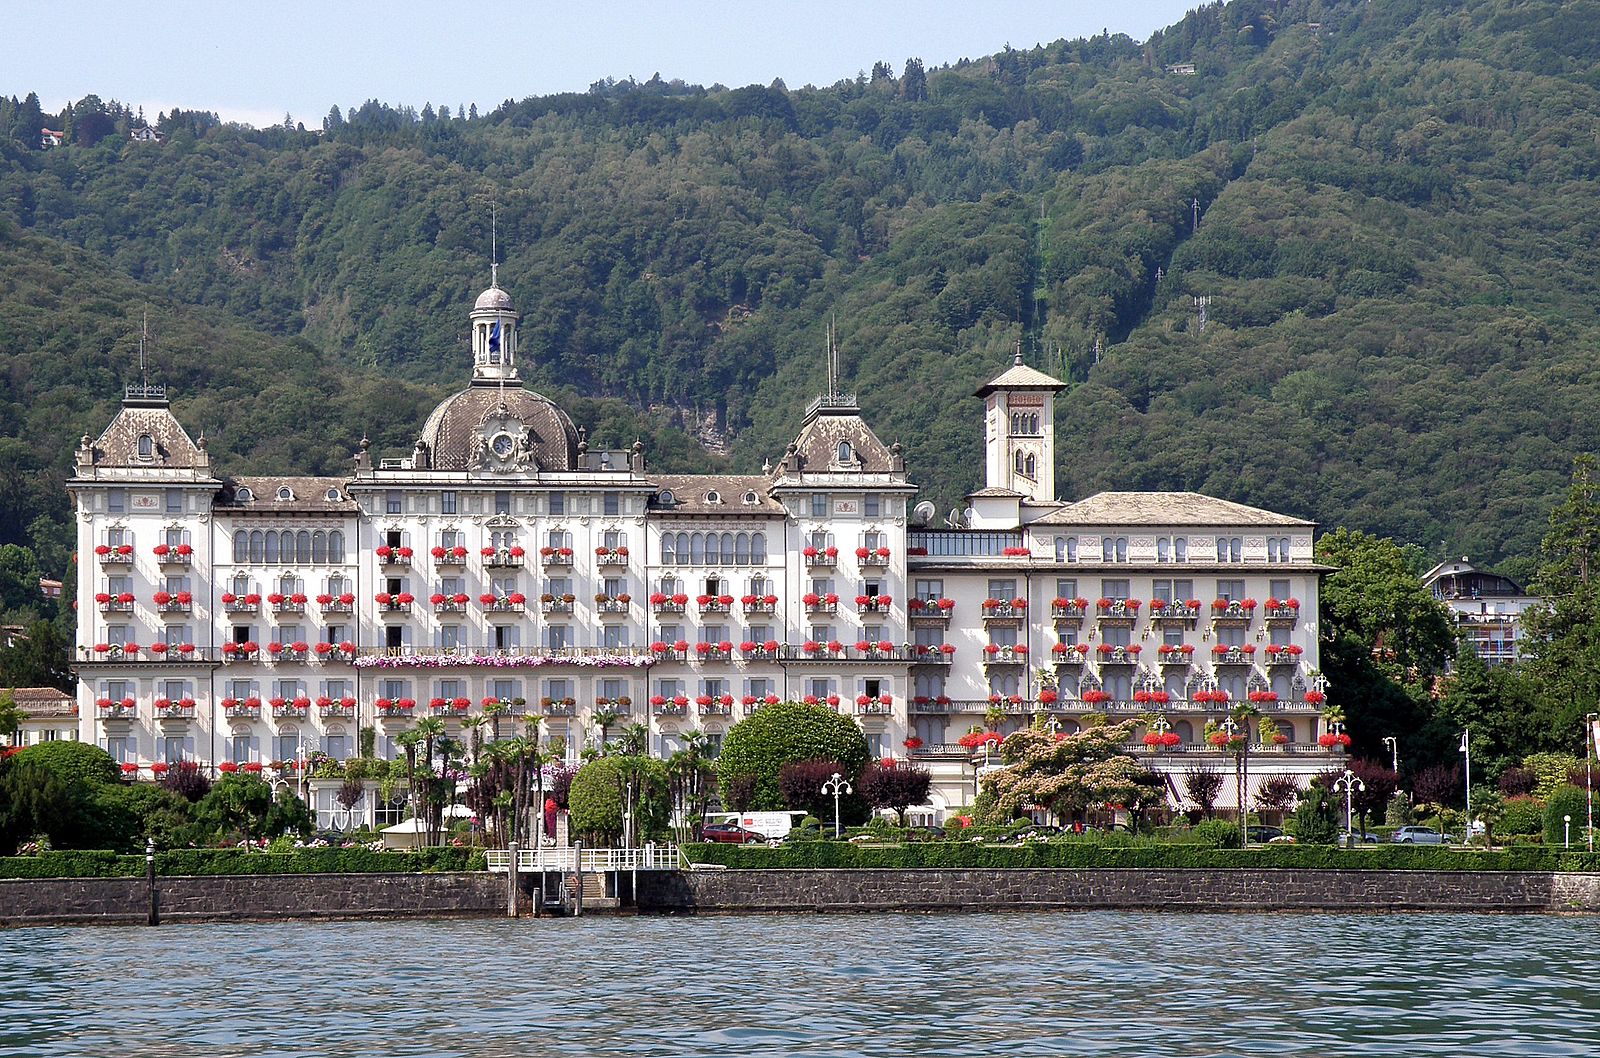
[{"x1": 9, "y1": 1, "x2": 1203, "y2": 128}]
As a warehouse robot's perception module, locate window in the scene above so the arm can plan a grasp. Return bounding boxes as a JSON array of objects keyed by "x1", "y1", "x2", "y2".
[
  {"x1": 546, "y1": 625, "x2": 571, "y2": 649},
  {"x1": 704, "y1": 490, "x2": 721, "y2": 505},
  {"x1": 1156, "y1": 538, "x2": 1170, "y2": 563},
  {"x1": 108, "y1": 489, "x2": 127, "y2": 513},
  {"x1": 1216, "y1": 579, "x2": 1245, "y2": 601},
  {"x1": 548, "y1": 492, "x2": 565, "y2": 516},
  {"x1": 1217, "y1": 537, "x2": 1243, "y2": 562},
  {"x1": 326, "y1": 488, "x2": 342, "y2": 502},
  {"x1": 602, "y1": 625, "x2": 629, "y2": 649},
  {"x1": 165, "y1": 489, "x2": 182, "y2": 514},
  {"x1": 663, "y1": 531, "x2": 767, "y2": 565},
  {"x1": 987, "y1": 578, "x2": 1017, "y2": 599},
  {"x1": 1270, "y1": 579, "x2": 1291, "y2": 600},
  {"x1": 386, "y1": 491, "x2": 403, "y2": 515},
  {"x1": 1151, "y1": 579, "x2": 1193, "y2": 603},
  {"x1": 603, "y1": 492, "x2": 620, "y2": 516},
  {"x1": 864, "y1": 495, "x2": 881, "y2": 517},
  {"x1": 836, "y1": 442, "x2": 853, "y2": 464},
  {"x1": 1100, "y1": 579, "x2": 1130, "y2": 601},
  {"x1": 1056, "y1": 537, "x2": 1077, "y2": 562},
  {"x1": 441, "y1": 491, "x2": 457, "y2": 515},
  {"x1": 744, "y1": 491, "x2": 760, "y2": 506},
  {"x1": 658, "y1": 490, "x2": 675, "y2": 507},
  {"x1": 495, "y1": 491, "x2": 512, "y2": 515},
  {"x1": 811, "y1": 494, "x2": 828, "y2": 518},
  {"x1": 1267, "y1": 537, "x2": 1292, "y2": 563},
  {"x1": 914, "y1": 578, "x2": 944, "y2": 603},
  {"x1": 137, "y1": 435, "x2": 154, "y2": 459},
  {"x1": 276, "y1": 486, "x2": 294, "y2": 501},
  {"x1": 1175, "y1": 537, "x2": 1188, "y2": 562},
  {"x1": 1056, "y1": 578, "x2": 1078, "y2": 599}
]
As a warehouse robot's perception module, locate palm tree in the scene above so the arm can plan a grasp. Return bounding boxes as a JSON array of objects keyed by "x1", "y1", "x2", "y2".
[
  {"x1": 484, "y1": 699, "x2": 508, "y2": 742},
  {"x1": 592, "y1": 706, "x2": 620, "y2": 752},
  {"x1": 1230, "y1": 702, "x2": 1261, "y2": 848},
  {"x1": 413, "y1": 716, "x2": 447, "y2": 846}
]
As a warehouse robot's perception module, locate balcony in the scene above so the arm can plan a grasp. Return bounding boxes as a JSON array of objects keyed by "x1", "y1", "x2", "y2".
[
  {"x1": 485, "y1": 595, "x2": 527, "y2": 614},
  {"x1": 980, "y1": 600, "x2": 1027, "y2": 622},
  {"x1": 803, "y1": 548, "x2": 838, "y2": 570},
  {"x1": 908, "y1": 598, "x2": 954, "y2": 623},
  {"x1": 741, "y1": 595, "x2": 777, "y2": 615},
  {"x1": 221, "y1": 645, "x2": 263, "y2": 663},
  {"x1": 312, "y1": 644, "x2": 357, "y2": 664},
  {"x1": 540, "y1": 597, "x2": 574, "y2": 615},
  {"x1": 541, "y1": 699, "x2": 577, "y2": 717},
  {"x1": 432, "y1": 547, "x2": 468, "y2": 567},
  {"x1": 95, "y1": 546, "x2": 134, "y2": 566},
  {"x1": 427, "y1": 697, "x2": 472, "y2": 717},
  {"x1": 910, "y1": 644, "x2": 955, "y2": 666},
  {"x1": 697, "y1": 596, "x2": 733, "y2": 615},
  {"x1": 595, "y1": 596, "x2": 631, "y2": 616},
  {"x1": 1096, "y1": 599, "x2": 1141, "y2": 623},
  {"x1": 270, "y1": 596, "x2": 307, "y2": 615},
  {"x1": 910, "y1": 696, "x2": 951, "y2": 714},
  {"x1": 696, "y1": 698, "x2": 735, "y2": 717},
  {"x1": 1051, "y1": 599, "x2": 1089, "y2": 623},
  {"x1": 376, "y1": 594, "x2": 414, "y2": 614},
  {"x1": 594, "y1": 547, "x2": 629, "y2": 569},
  {"x1": 652, "y1": 698, "x2": 689, "y2": 717},
  {"x1": 97, "y1": 595, "x2": 134, "y2": 614},
  {"x1": 1157, "y1": 646, "x2": 1197, "y2": 667},
  {"x1": 153, "y1": 699, "x2": 197, "y2": 721},
  {"x1": 649, "y1": 644, "x2": 690, "y2": 662},
  {"x1": 804, "y1": 595, "x2": 839, "y2": 616},
  {"x1": 981, "y1": 645, "x2": 1028, "y2": 667},
  {"x1": 375, "y1": 547, "x2": 413, "y2": 568},
  {"x1": 1094, "y1": 645, "x2": 1142, "y2": 666},
  {"x1": 692, "y1": 643, "x2": 734, "y2": 663},
  {"x1": 539, "y1": 548, "x2": 574, "y2": 568},
  {"x1": 266, "y1": 644, "x2": 309, "y2": 663},
  {"x1": 1210, "y1": 600, "x2": 1257, "y2": 625},
  {"x1": 1150, "y1": 601, "x2": 1201, "y2": 624},
  {"x1": 592, "y1": 697, "x2": 632, "y2": 714},
  {"x1": 375, "y1": 699, "x2": 417, "y2": 718},
  {"x1": 223, "y1": 700, "x2": 261, "y2": 719},
  {"x1": 1264, "y1": 646, "x2": 1304, "y2": 667},
  {"x1": 855, "y1": 547, "x2": 890, "y2": 568},
  {"x1": 483, "y1": 549, "x2": 526, "y2": 569},
  {"x1": 651, "y1": 594, "x2": 687, "y2": 615},
  {"x1": 223, "y1": 595, "x2": 261, "y2": 614},
  {"x1": 1211, "y1": 646, "x2": 1256, "y2": 666},
  {"x1": 95, "y1": 699, "x2": 137, "y2": 720},
  {"x1": 271, "y1": 699, "x2": 311, "y2": 720},
  {"x1": 790, "y1": 642, "x2": 850, "y2": 663},
  {"x1": 856, "y1": 597, "x2": 891, "y2": 617},
  {"x1": 319, "y1": 596, "x2": 354, "y2": 614},
  {"x1": 153, "y1": 546, "x2": 193, "y2": 567},
  {"x1": 855, "y1": 696, "x2": 893, "y2": 716},
  {"x1": 83, "y1": 644, "x2": 214, "y2": 664},
  {"x1": 1051, "y1": 645, "x2": 1088, "y2": 668},
  {"x1": 318, "y1": 698, "x2": 357, "y2": 719},
  {"x1": 1264, "y1": 601, "x2": 1301, "y2": 624},
  {"x1": 156, "y1": 595, "x2": 192, "y2": 615},
  {"x1": 740, "y1": 642, "x2": 779, "y2": 662},
  {"x1": 432, "y1": 595, "x2": 469, "y2": 613}
]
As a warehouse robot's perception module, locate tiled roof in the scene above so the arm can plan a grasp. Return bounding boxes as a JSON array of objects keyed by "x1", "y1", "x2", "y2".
[
  {"x1": 647, "y1": 474, "x2": 785, "y2": 514},
  {"x1": 215, "y1": 476, "x2": 359, "y2": 513},
  {"x1": 418, "y1": 383, "x2": 578, "y2": 472},
  {"x1": 784, "y1": 408, "x2": 898, "y2": 476},
  {"x1": 1033, "y1": 491, "x2": 1314, "y2": 528},
  {"x1": 88, "y1": 405, "x2": 206, "y2": 469},
  {"x1": 975, "y1": 356, "x2": 1066, "y2": 396}
]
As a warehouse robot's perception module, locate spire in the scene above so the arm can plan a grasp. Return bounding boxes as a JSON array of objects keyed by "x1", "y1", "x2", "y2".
[{"x1": 1013, "y1": 338, "x2": 1024, "y2": 367}]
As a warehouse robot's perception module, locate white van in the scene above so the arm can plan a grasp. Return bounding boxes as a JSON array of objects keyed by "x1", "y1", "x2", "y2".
[{"x1": 706, "y1": 810, "x2": 809, "y2": 840}]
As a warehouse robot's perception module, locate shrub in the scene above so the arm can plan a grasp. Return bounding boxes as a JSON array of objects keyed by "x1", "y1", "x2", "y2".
[
  {"x1": 717, "y1": 702, "x2": 869, "y2": 811},
  {"x1": 1193, "y1": 818, "x2": 1240, "y2": 848},
  {"x1": 1498, "y1": 767, "x2": 1538, "y2": 797},
  {"x1": 859, "y1": 761, "x2": 933, "y2": 824},
  {"x1": 1543, "y1": 785, "x2": 1588, "y2": 847},
  {"x1": 1501, "y1": 796, "x2": 1544, "y2": 837},
  {"x1": 568, "y1": 756, "x2": 669, "y2": 845},
  {"x1": 1289, "y1": 785, "x2": 1339, "y2": 845},
  {"x1": 14, "y1": 742, "x2": 119, "y2": 790},
  {"x1": 1524, "y1": 753, "x2": 1582, "y2": 800}
]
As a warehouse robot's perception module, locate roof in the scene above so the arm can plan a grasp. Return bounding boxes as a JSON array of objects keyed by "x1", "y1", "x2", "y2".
[
  {"x1": 1421, "y1": 558, "x2": 1529, "y2": 595},
  {"x1": 87, "y1": 403, "x2": 207, "y2": 469},
  {"x1": 1033, "y1": 491, "x2": 1314, "y2": 528},
  {"x1": 647, "y1": 474, "x2": 785, "y2": 514},
  {"x1": 474, "y1": 285, "x2": 514, "y2": 311},
  {"x1": 967, "y1": 486, "x2": 1026, "y2": 498},
  {"x1": 418, "y1": 382, "x2": 578, "y2": 472},
  {"x1": 975, "y1": 352, "x2": 1066, "y2": 397},
  {"x1": 780, "y1": 400, "x2": 902, "y2": 477},
  {"x1": 10, "y1": 687, "x2": 74, "y2": 718},
  {"x1": 215, "y1": 476, "x2": 359, "y2": 513}
]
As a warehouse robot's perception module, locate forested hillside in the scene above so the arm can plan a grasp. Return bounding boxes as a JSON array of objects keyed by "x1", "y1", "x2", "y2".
[{"x1": 5, "y1": 0, "x2": 1600, "y2": 587}]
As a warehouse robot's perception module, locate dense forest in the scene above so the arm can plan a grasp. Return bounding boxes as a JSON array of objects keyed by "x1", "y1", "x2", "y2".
[{"x1": 4, "y1": 0, "x2": 1600, "y2": 594}]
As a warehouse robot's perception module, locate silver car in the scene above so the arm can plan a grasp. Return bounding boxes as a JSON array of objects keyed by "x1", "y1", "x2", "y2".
[{"x1": 1392, "y1": 826, "x2": 1451, "y2": 844}]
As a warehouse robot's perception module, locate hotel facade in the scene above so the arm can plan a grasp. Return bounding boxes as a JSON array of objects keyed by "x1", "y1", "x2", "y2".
[{"x1": 65, "y1": 279, "x2": 1341, "y2": 816}]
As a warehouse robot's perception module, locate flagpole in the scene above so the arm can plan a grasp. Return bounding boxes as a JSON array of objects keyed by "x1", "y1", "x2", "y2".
[
  {"x1": 1460, "y1": 727, "x2": 1471, "y2": 846},
  {"x1": 1587, "y1": 713, "x2": 1597, "y2": 854}
]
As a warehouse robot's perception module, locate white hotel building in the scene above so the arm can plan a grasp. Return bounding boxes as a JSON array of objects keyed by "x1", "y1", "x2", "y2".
[{"x1": 66, "y1": 279, "x2": 1340, "y2": 815}]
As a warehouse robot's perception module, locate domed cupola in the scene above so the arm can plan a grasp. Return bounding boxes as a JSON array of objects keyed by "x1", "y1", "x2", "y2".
[{"x1": 470, "y1": 265, "x2": 520, "y2": 383}]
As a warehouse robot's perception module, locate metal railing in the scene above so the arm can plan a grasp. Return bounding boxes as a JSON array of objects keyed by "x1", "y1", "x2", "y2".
[{"x1": 485, "y1": 844, "x2": 681, "y2": 873}]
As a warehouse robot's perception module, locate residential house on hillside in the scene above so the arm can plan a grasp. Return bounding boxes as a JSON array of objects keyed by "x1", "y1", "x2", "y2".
[{"x1": 1422, "y1": 557, "x2": 1540, "y2": 666}]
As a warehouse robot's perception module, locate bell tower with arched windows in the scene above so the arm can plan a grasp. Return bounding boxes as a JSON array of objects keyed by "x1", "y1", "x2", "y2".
[
  {"x1": 470, "y1": 265, "x2": 520, "y2": 383},
  {"x1": 975, "y1": 346, "x2": 1065, "y2": 504}
]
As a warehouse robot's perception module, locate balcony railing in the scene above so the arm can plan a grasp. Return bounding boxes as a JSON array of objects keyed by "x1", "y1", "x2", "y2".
[
  {"x1": 804, "y1": 598, "x2": 839, "y2": 616},
  {"x1": 592, "y1": 697, "x2": 632, "y2": 714},
  {"x1": 596, "y1": 598, "x2": 631, "y2": 615},
  {"x1": 653, "y1": 701, "x2": 689, "y2": 717},
  {"x1": 1094, "y1": 645, "x2": 1142, "y2": 666},
  {"x1": 270, "y1": 600, "x2": 306, "y2": 614},
  {"x1": 485, "y1": 598, "x2": 527, "y2": 614},
  {"x1": 434, "y1": 550, "x2": 467, "y2": 567},
  {"x1": 1051, "y1": 600, "x2": 1088, "y2": 622},
  {"x1": 1157, "y1": 647, "x2": 1197, "y2": 667},
  {"x1": 981, "y1": 601, "x2": 1027, "y2": 621},
  {"x1": 1211, "y1": 647, "x2": 1256, "y2": 666},
  {"x1": 271, "y1": 701, "x2": 311, "y2": 719},
  {"x1": 318, "y1": 701, "x2": 357, "y2": 719},
  {"x1": 595, "y1": 548, "x2": 629, "y2": 568},
  {"x1": 1264, "y1": 649, "x2": 1304, "y2": 667},
  {"x1": 153, "y1": 701, "x2": 197, "y2": 720},
  {"x1": 540, "y1": 550, "x2": 574, "y2": 567},
  {"x1": 1264, "y1": 604, "x2": 1301, "y2": 623},
  {"x1": 155, "y1": 549, "x2": 192, "y2": 567},
  {"x1": 855, "y1": 698, "x2": 893, "y2": 715},
  {"x1": 697, "y1": 700, "x2": 734, "y2": 717},
  {"x1": 910, "y1": 645, "x2": 955, "y2": 666},
  {"x1": 157, "y1": 599, "x2": 191, "y2": 615},
  {"x1": 98, "y1": 599, "x2": 134, "y2": 614},
  {"x1": 857, "y1": 597, "x2": 892, "y2": 614},
  {"x1": 692, "y1": 646, "x2": 733, "y2": 663},
  {"x1": 908, "y1": 599, "x2": 955, "y2": 622},
  {"x1": 741, "y1": 597, "x2": 777, "y2": 615},
  {"x1": 981, "y1": 646, "x2": 1029, "y2": 667},
  {"x1": 540, "y1": 599, "x2": 574, "y2": 615},
  {"x1": 96, "y1": 548, "x2": 134, "y2": 566},
  {"x1": 1051, "y1": 648, "x2": 1088, "y2": 667},
  {"x1": 857, "y1": 550, "x2": 890, "y2": 568},
  {"x1": 376, "y1": 701, "x2": 416, "y2": 718},
  {"x1": 651, "y1": 597, "x2": 686, "y2": 615},
  {"x1": 81, "y1": 645, "x2": 214, "y2": 663},
  {"x1": 803, "y1": 550, "x2": 838, "y2": 569},
  {"x1": 224, "y1": 702, "x2": 262, "y2": 719},
  {"x1": 1096, "y1": 600, "x2": 1141, "y2": 621},
  {"x1": 376, "y1": 550, "x2": 413, "y2": 567},
  {"x1": 320, "y1": 598, "x2": 354, "y2": 614},
  {"x1": 1150, "y1": 601, "x2": 1200, "y2": 623},
  {"x1": 541, "y1": 701, "x2": 577, "y2": 717},
  {"x1": 483, "y1": 550, "x2": 525, "y2": 569},
  {"x1": 1210, "y1": 601, "x2": 1257, "y2": 624}
]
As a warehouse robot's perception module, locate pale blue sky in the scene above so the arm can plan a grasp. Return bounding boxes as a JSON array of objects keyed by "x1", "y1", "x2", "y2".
[{"x1": 9, "y1": 1, "x2": 1203, "y2": 127}]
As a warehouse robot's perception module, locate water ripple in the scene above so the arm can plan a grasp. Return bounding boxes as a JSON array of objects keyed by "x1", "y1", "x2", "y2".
[{"x1": 3, "y1": 912, "x2": 1599, "y2": 1056}]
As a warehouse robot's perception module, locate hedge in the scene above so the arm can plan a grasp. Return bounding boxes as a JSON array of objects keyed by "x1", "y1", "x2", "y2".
[
  {"x1": 0, "y1": 847, "x2": 486, "y2": 879},
  {"x1": 684, "y1": 842, "x2": 1600, "y2": 872}
]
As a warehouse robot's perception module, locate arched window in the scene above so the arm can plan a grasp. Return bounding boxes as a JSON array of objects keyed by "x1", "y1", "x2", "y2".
[
  {"x1": 751, "y1": 532, "x2": 767, "y2": 563},
  {"x1": 325, "y1": 488, "x2": 341, "y2": 501},
  {"x1": 658, "y1": 490, "x2": 675, "y2": 507},
  {"x1": 233, "y1": 531, "x2": 248, "y2": 562},
  {"x1": 1174, "y1": 537, "x2": 1187, "y2": 562},
  {"x1": 1010, "y1": 413, "x2": 1020, "y2": 434},
  {"x1": 1015, "y1": 451, "x2": 1025, "y2": 473},
  {"x1": 311, "y1": 531, "x2": 327, "y2": 564},
  {"x1": 236, "y1": 487, "x2": 254, "y2": 502},
  {"x1": 1157, "y1": 538, "x2": 1170, "y2": 563},
  {"x1": 328, "y1": 531, "x2": 344, "y2": 563},
  {"x1": 1024, "y1": 454, "x2": 1036, "y2": 478},
  {"x1": 661, "y1": 534, "x2": 676, "y2": 564},
  {"x1": 231, "y1": 574, "x2": 251, "y2": 596},
  {"x1": 1066, "y1": 537, "x2": 1077, "y2": 562},
  {"x1": 1102, "y1": 538, "x2": 1114, "y2": 562},
  {"x1": 297, "y1": 530, "x2": 311, "y2": 563},
  {"x1": 705, "y1": 491, "x2": 721, "y2": 505},
  {"x1": 689, "y1": 534, "x2": 704, "y2": 564},
  {"x1": 720, "y1": 533, "x2": 735, "y2": 565},
  {"x1": 836, "y1": 441, "x2": 853, "y2": 463},
  {"x1": 735, "y1": 533, "x2": 750, "y2": 564},
  {"x1": 137, "y1": 434, "x2": 153, "y2": 458},
  {"x1": 1266, "y1": 538, "x2": 1278, "y2": 563},
  {"x1": 249, "y1": 530, "x2": 265, "y2": 563},
  {"x1": 1115, "y1": 537, "x2": 1128, "y2": 562},
  {"x1": 327, "y1": 575, "x2": 348, "y2": 597},
  {"x1": 743, "y1": 491, "x2": 759, "y2": 506},
  {"x1": 265, "y1": 532, "x2": 280, "y2": 564},
  {"x1": 277, "y1": 486, "x2": 294, "y2": 501}
]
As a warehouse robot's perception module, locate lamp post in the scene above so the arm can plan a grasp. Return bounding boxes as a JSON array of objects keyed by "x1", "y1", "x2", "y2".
[
  {"x1": 822, "y1": 771, "x2": 852, "y2": 840},
  {"x1": 1585, "y1": 713, "x2": 1596, "y2": 854},
  {"x1": 1042, "y1": 714, "x2": 1062, "y2": 737},
  {"x1": 1334, "y1": 768, "x2": 1365, "y2": 843},
  {"x1": 1217, "y1": 715, "x2": 1247, "y2": 847},
  {"x1": 1459, "y1": 728, "x2": 1472, "y2": 846},
  {"x1": 1565, "y1": 814, "x2": 1573, "y2": 850},
  {"x1": 1381, "y1": 736, "x2": 1399, "y2": 774}
]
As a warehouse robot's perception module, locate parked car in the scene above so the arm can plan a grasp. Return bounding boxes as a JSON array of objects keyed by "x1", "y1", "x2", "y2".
[
  {"x1": 700, "y1": 822, "x2": 766, "y2": 845},
  {"x1": 906, "y1": 825, "x2": 945, "y2": 842},
  {"x1": 1392, "y1": 826, "x2": 1451, "y2": 845},
  {"x1": 1246, "y1": 825, "x2": 1283, "y2": 843},
  {"x1": 1339, "y1": 830, "x2": 1381, "y2": 845}
]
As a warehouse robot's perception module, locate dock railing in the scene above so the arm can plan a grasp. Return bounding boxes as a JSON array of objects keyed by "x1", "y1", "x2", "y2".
[{"x1": 486, "y1": 844, "x2": 681, "y2": 873}]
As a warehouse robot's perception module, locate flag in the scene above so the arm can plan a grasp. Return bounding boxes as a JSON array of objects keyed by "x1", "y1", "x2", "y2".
[
  {"x1": 1590, "y1": 717, "x2": 1600, "y2": 761},
  {"x1": 488, "y1": 320, "x2": 501, "y2": 354}
]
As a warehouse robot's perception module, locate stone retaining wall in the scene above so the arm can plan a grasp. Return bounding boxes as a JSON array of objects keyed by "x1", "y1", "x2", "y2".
[
  {"x1": 638, "y1": 868, "x2": 1600, "y2": 914},
  {"x1": 0, "y1": 872, "x2": 505, "y2": 927}
]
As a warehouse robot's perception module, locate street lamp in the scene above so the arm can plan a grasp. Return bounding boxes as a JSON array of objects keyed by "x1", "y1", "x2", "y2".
[
  {"x1": 1565, "y1": 814, "x2": 1573, "y2": 850},
  {"x1": 1459, "y1": 728, "x2": 1472, "y2": 845},
  {"x1": 821, "y1": 771, "x2": 852, "y2": 840},
  {"x1": 1585, "y1": 713, "x2": 1596, "y2": 854},
  {"x1": 1042, "y1": 715, "x2": 1062, "y2": 737},
  {"x1": 1334, "y1": 768, "x2": 1365, "y2": 842},
  {"x1": 1381, "y1": 736, "x2": 1399, "y2": 774}
]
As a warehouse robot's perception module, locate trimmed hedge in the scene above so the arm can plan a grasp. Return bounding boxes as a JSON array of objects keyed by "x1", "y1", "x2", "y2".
[
  {"x1": 0, "y1": 847, "x2": 486, "y2": 879},
  {"x1": 685, "y1": 842, "x2": 1600, "y2": 872}
]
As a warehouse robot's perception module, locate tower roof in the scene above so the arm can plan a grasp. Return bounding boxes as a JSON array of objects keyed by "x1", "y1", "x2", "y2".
[{"x1": 975, "y1": 347, "x2": 1066, "y2": 397}]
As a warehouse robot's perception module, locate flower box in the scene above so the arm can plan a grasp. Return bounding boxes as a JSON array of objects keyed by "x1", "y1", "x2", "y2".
[
  {"x1": 981, "y1": 644, "x2": 1028, "y2": 665},
  {"x1": 908, "y1": 597, "x2": 956, "y2": 621},
  {"x1": 1051, "y1": 597, "x2": 1089, "y2": 621},
  {"x1": 96, "y1": 544, "x2": 134, "y2": 565},
  {"x1": 375, "y1": 545, "x2": 414, "y2": 566},
  {"x1": 595, "y1": 596, "x2": 631, "y2": 614},
  {"x1": 802, "y1": 546, "x2": 839, "y2": 568},
  {"x1": 803, "y1": 593, "x2": 839, "y2": 615},
  {"x1": 155, "y1": 544, "x2": 194, "y2": 566},
  {"x1": 1096, "y1": 598, "x2": 1141, "y2": 620},
  {"x1": 741, "y1": 594, "x2": 779, "y2": 614},
  {"x1": 1210, "y1": 599, "x2": 1257, "y2": 623},
  {"x1": 1151, "y1": 600, "x2": 1201, "y2": 622},
  {"x1": 540, "y1": 595, "x2": 574, "y2": 614},
  {"x1": 856, "y1": 594, "x2": 892, "y2": 614},
  {"x1": 650, "y1": 592, "x2": 688, "y2": 615},
  {"x1": 595, "y1": 547, "x2": 630, "y2": 566},
  {"x1": 697, "y1": 594, "x2": 734, "y2": 614},
  {"x1": 432, "y1": 545, "x2": 469, "y2": 566},
  {"x1": 980, "y1": 599, "x2": 1027, "y2": 620},
  {"x1": 222, "y1": 593, "x2": 261, "y2": 613},
  {"x1": 856, "y1": 546, "x2": 891, "y2": 567},
  {"x1": 483, "y1": 547, "x2": 526, "y2": 568},
  {"x1": 739, "y1": 640, "x2": 782, "y2": 661},
  {"x1": 540, "y1": 546, "x2": 575, "y2": 567}
]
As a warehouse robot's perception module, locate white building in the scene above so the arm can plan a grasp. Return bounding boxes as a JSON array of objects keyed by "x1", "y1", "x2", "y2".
[
  {"x1": 67, "y1": 279, "x2": 1340, "y2": 817},
  {"x1": 1422, "y1": 557, "x2": 1539, "y2": 667}
]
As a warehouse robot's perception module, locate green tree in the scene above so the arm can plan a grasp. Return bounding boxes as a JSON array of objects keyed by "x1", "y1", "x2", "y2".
[
  {"x1": 1544, "y1": 784, "x2": 1588, "y2": 847},
  {"x1": 568, "y1": 755, "x2": 669, "y2": 844},
  {"x1": 1522, "y1": 456, "x2": 1600, "y2": 748},
  {"x1": 1288, "y1": 784, "x2": 1338, "y2": 845},
  {"x1": 0, "y1": 619, "x2": 73, "y2": 691},
  {"x1": 982, "y1": 719, "x2": 1146, "y2": 822},
  {"x1": 717, "y1": 702, "x2": 869, "y2": 811},
  {"x1": 193, "y1": 773, "x2": 274, "y2": 846}
]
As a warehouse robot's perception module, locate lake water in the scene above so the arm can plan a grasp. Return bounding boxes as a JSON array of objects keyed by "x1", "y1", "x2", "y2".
[{"x1": 2, "y1": 911, "x2": 1597, "y2": 1057}]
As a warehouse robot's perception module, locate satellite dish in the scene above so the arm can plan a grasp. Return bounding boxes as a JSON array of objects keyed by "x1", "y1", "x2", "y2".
[
  {"x1": 912, "y1": 501, "x2": 935, "y2": 526},
  {"x1": 946, "y1": 508, "x2": 962, "y2": 529},
  {"x1": 962, "y1": 507, "x2": 976, "y2": 528}
]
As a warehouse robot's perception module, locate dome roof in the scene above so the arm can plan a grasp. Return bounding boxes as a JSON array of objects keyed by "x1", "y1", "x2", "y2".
[
  {"x1": 474, "y1": 285, "x2": 514, "y2": 312},
  {"x1": 418, "y1": 383, "x2": 578, "y2": 472}
]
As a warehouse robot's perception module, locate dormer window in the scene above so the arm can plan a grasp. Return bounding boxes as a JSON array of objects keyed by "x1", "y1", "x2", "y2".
[
  {"x1": 325, "y1": 488, "x2": 341, "y2": 501},
  {"x1": 235, "y1": 487, "x2": 254, "y2": 502},
  {"x1": 705, "y1": 491, "x2": 721, "y2": 505},
  {"x1": 137, "y1": 434, "x2": 154, "y2": 459},
  {"x1": 659, "y1": 490, "x2": 676, "y2": 507},
  {"x1": 836, "y1": 441, "x2": 854, "y2": 464},
  {"x1": 743, "y1": 491, "x2": 759, "y2": 506},
  {"x1": 276, "y1": 486, "x2": 295, "y2": 501}
]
